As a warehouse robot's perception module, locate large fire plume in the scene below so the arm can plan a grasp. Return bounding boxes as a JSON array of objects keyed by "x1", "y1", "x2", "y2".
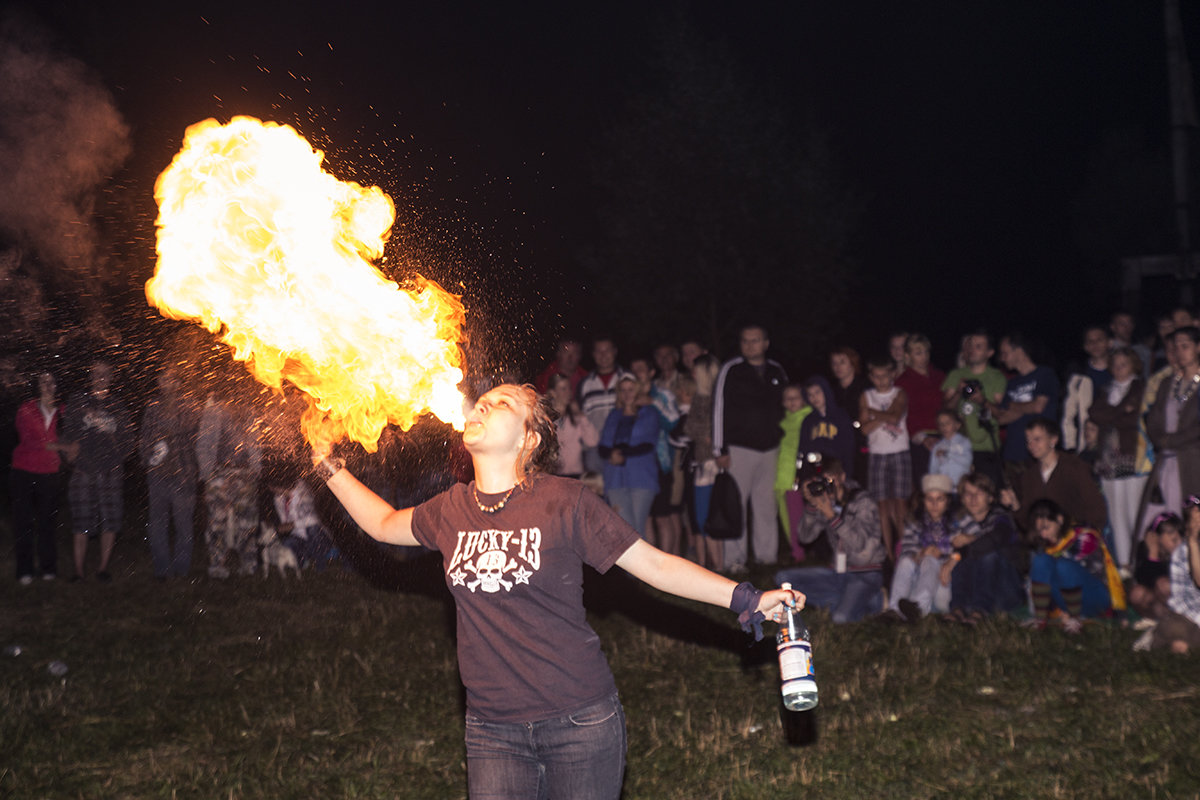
[{"x1": 147, "y1": 116, "x2": 466, "y2": 456}]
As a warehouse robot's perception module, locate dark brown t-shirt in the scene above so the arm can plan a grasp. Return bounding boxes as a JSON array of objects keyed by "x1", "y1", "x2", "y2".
[{"x1": 412, "y1": 473, "x2": 640, "y2": 722}]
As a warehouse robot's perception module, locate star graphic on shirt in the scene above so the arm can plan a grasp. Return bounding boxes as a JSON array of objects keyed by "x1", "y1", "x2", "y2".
[
  {"x1": 449, "y1": 568, "x2": 467, "y2": 586},
  {"x1": 512, "y1": 566, "x2": 532, "y2": 585}
]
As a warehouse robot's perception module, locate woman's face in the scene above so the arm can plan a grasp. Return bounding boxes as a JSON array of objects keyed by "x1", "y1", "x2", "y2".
[
  {"x1": 830, "y1": 353, "x2": 854, "y2": 382},
  {"x1": 617, "y1": 379, "x2": 639, "y2": 409},
  {"x1": 907, "y1": 342, "x2": 930, "y2": 371},
  {"x1": 805, "y1": 385, "x2": 826, "y2": 413},
  {"x1": 37, "y1": 372, "x2": 56, "y2": 401},
  {"x1": 924, "y1": 490, "x2": 949, "y2": 521},
  {"x1": 549, "y1": 378, "x2": 572, "y2": 407},
  {"x1": 959, "y1": 481, "x2": 991, "y2": 519},
  {"x1": 463, "y1": 386, "x2": 530, "y2": 456},
  {"x1": 1159, "y1": 527, "x2": 1182, "y2": 554},
  {"x1": 1110, "y1": 353, "x2": 1134, "y2": 382},
  {"x1": 1034, "y1": 514, "x2": 1064, "y2": 544}
]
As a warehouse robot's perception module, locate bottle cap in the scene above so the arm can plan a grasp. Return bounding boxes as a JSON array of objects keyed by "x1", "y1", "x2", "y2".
[{"x1": 781, "y1": 582, "x2": 792, "y2": 590}]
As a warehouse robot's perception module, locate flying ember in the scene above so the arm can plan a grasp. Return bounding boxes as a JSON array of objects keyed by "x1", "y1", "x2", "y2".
[{"x1": 147, "y1": 116, "x2": 466, "y2": 456}]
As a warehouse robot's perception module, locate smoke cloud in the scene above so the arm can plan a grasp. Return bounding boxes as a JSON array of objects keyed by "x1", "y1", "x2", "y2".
[{"x1": 0, "y1": 11, "x2": 130, "y2": 281}]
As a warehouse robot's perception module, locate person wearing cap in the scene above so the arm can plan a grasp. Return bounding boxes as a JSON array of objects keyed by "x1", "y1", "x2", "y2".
[{"x1": 882, "y1": 472, "x2": 962, "y2": 622}]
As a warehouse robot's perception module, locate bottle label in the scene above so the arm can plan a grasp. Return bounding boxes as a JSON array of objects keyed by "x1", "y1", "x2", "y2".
[{"x1": 778, "y1": 640, "x2": 814, "y2": 680}]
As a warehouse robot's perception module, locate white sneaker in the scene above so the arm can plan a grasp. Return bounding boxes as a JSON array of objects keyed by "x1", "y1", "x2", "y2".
[
  {"x1": 1133, "y1": 627, "x2": 1157, "y2": 652},
  {"x1": 17, "y1": 575, "x2": 33, "y2": 586},
  {"x1": 207, "y1": 565, "x2": 230, "y2": 579}
]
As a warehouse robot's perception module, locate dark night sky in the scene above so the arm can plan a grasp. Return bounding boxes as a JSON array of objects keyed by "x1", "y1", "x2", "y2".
[{"x1": 15, "y1": 0, "x2": 1200, "y2": 373}]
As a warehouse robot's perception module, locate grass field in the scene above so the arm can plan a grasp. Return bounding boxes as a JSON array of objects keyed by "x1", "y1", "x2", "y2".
[{"x1": 3, "y1": 528, "x2": 1200, "y2": 800}]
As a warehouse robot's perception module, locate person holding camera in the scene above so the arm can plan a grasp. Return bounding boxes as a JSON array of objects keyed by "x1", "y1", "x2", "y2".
[
  {"x1": 942, "y1": 330, "x2": 1007, "y2": 487},
  {"x1": 773, "y1": 457, "x2": 888, "y2": 623}
]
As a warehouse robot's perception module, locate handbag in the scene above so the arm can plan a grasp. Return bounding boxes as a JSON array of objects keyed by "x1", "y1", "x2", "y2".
[{"x1": 704, "y1": 470, "x2": 743, "y2": 540}]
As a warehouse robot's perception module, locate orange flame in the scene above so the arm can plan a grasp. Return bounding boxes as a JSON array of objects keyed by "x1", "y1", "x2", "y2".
[{"x1": 147, "y1": 116, "x2": 466, "y2": 456}]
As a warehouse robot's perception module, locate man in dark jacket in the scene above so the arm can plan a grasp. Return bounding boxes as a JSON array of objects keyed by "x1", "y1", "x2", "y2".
[{"x1": 713, "y1": 324, "x2": 787, "y2": 570}]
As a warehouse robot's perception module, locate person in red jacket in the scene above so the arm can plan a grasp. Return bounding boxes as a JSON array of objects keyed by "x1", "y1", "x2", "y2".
[{"x1": 10, "y1": 371, "x2": 67, "y2": 583}]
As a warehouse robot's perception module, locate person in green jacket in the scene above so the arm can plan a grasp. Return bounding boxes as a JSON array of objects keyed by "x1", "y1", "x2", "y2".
[{"x1": 776, "y1": 383, "x2": 813, "y2": 552}]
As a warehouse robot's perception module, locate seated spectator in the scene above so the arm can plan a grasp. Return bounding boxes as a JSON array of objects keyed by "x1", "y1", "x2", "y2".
[
  {"x1": 1128, "y1": 513, "x2": 1181, "y2": 621},
  {"x1": 598, "y1": 376, "x2": 659, "y2": 537},
  {"x1": 1149, "y1": 498, "x2": 1200, "y2": 653},
  {"x1": 774, "y1": 457, "x2": 887, "y2": 624},
  {"x1": 267, "y1": 470, "x2": 337, "y2": 570},
  {"x1": 1026, "y1": 498, "x2": 1126, "y2": 633},
  {"x1": 942, "y1": 472, "x2": 1025, "y2": 624},
  {"x1": 927, "y1": 409, "x2": 973, "y2": 489},
  {"x1": 798, "y1": 376, "x2": 855, "y2": 476},
  {"x1": 883, "y1": 473, "x2": 959, "y2": 621},
  {"x1": 546, "y1": 373, "x2": 599, "y2": 478},
  {"x1": 999, "y1": 417, "x2": 1108, "y2": 535}
]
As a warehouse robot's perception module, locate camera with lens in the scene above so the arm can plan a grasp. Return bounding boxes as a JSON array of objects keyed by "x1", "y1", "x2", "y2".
[
  {"x1": 958, "y1": 379, "x2": 993, "y2": 423},
  {"x1": 805, "y1": 476, "x2": 833, "y2": 497},
  {"x1": 961, "y1": 379, "x2": 984, "y2": 399}
]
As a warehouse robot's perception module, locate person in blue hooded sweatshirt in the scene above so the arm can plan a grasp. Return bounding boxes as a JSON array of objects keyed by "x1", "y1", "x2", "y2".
[{"x1": 797, "y1": 376, "x2": 856, "y2": 473}]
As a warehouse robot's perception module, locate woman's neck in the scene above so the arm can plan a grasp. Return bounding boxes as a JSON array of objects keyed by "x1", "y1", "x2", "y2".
[
  {"x1": 838, "y1": 374, "x2": 853, "y2": 388},
  {"x1": 473, "y1": 457, "x2": 520, "y2": 494}
]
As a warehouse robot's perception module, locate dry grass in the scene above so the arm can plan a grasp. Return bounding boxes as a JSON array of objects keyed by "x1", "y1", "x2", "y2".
[{"x1": 1, "y1": 538, "x2": 1199, "y2": 799}]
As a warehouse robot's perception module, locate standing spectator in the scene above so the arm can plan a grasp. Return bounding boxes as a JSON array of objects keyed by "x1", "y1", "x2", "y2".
[
  {"x1": 1142, "y1": 326, "x2": 1200, "y2": 528},
  {"x1": 888, "y1": 331, "x2": 909, "y2": 373},
  {"x1": 713, "y1": 324, "x2": 788, "y2": 571},
  {"x1": 679, "y1": 339, "x2": 709, "y2": 373},
  {"x1": 1061, "y1": 325, "x2": 1111, "y2": 453},
  {"x1": 1149, "y1": 500, "x2": 1200, "y2": 653},
  {"x1": 196, "y1": 390, "x2": 262, "y2": 578},
  {"x1": 546, "y1": 373, "x2": 598, "y2": 478},
  {"x1": 829, "y1": 346, "x2": 869, "y2": 483},
  {"x1": 652, "y1": 343, "x2": 684, "y2": 399},
  {"x1": 927, "y1": 409, "x2": 973, "y2": 488},
  {"x1": 1087, "y1": 347, "x2": 1147, "y2": 574},
  {"x1": 683, "y1": 355, "x2": 723, "y2": 569},
  {"x1": 798, "y1": 376, "x2": 856, "y2": 475},
  {"x1": 140, "y1": 366, "x2": 199, "y2": 580},
  {"x1": 577, "y1": 337, "x2": 632, "y2": 474},
  {"x1": 1110, "y1": 310, "x2": 1152, "y2": 380},
  {"x1": 775, "y1": 383, "x2": 812, "y2": 552},
  {"x1": 859, "y1": 356, "x2": 911, "y2": 558},
  {"x1": 599, "y1": 377, "x2": 659, "y2": 537},
  {"x1": 775, "y1": 457, "x2": 887, "y2": 623},
  {"x1": 630, "y1": 356, "x2": 682, "y2": 554},
  {"x1": 999, "y1": 417, "x2": 1108, "y2": 536},
  {"x1": 992, "y1": 333, "x2": 1060, "y2": 467},
  {"x1": 1026, "y1": 498, "x2": 1125, "y2": 633},
  {"x1": 534, "y1": 338, "x2": 588, "y2": 394},
  {"x1": 62, "y1": 361, "x2": 133, "y2": 582},
  {"x1": 10, "y1": 370, "x2": 65, "y2": 583},
  {"x1": 942, "y1": 330, "x2": 1007, "y2": 486},
  {"x1": 895, "y1": 333, "x2": 946, "y2": 480}
]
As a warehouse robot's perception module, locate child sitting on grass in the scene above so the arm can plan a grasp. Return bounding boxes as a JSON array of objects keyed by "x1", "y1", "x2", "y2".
[
  {"x1": 267, "y1": 471, "x2": 337, "y2": 571},
  {"x1": 1129, "y1": 513, "x2": 1181, "y2": 622},
  {"x1": 883, "y1": 473, "x2": 959, "y2": 622}
]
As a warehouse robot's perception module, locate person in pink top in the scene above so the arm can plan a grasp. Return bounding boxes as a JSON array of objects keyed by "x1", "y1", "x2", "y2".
[
  {"x1": 546, "y1": 373, "x2": 599, "y2": 478},
  {"x1": 10, "y1": 371, "x2": 67, "y2": 583}
]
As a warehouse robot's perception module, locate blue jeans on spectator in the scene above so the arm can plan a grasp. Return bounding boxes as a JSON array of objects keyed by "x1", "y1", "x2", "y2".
[
  {"x1": 1029, "y1": 553, "x2": 1112, "y2": 617},
  {"x1": 607, "y1": 488, "x2": 654, "y2": 538},
  {"x1": 950, "y1": 551, "x2": 1024, "y2": 613},
  {"x1": 464, "y1": 693, "x2": 626, "y2": 800},
  {"x1": 147, "y1": 473, "x2": 195, "y2": 578},
  {"x1": 774, "y1": 566, "x2": 884, "y2": 623}
]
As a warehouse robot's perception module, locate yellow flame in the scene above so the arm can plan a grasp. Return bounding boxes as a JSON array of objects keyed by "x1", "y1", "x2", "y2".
[{"x1": 147, "y1": 116, "x2": 466, "y2": 456}]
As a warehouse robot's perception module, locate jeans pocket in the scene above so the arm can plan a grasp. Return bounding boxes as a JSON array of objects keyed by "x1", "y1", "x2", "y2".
[{"x1": 567, "y1": 697, "x2": 619, "y2": 728}]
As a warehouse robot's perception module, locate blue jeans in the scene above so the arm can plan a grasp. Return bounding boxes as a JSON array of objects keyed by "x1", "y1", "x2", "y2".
[
  {"x1": 607, "y1": 488, "x2": 655, "y2": 538},
  {"x1": 464, "y1": 694, "x2": 626, "y2": 800},
  {"x1": 950, "y1": 551, "x2": 1024, "y2": 613},
  {"x1": 147, "y1": 473, "x2": 196, "y2": 578},
  {"x1": 774, "y1": 566, "x2": 884, "y2": 623},
  {"x1": 1029, "y1": 553, "x2": 1111, "y2": 617}
]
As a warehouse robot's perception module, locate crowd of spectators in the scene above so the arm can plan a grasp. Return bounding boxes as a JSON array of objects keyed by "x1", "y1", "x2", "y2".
[
  {"x1": 536, "y1": 309, "x2": 1200, "y2": 654},
  {"x1": 8, "y1": 307, "x2": 1200, "y2": 655}
]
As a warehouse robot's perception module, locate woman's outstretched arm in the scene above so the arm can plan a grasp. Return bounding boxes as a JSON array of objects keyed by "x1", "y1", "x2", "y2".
[
  {"x1": 324, "y1": 467, "x2": 418, "y2": 546},
  {"x1": 614, "y1": 538, "x2": 802, "y2": 618}
]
